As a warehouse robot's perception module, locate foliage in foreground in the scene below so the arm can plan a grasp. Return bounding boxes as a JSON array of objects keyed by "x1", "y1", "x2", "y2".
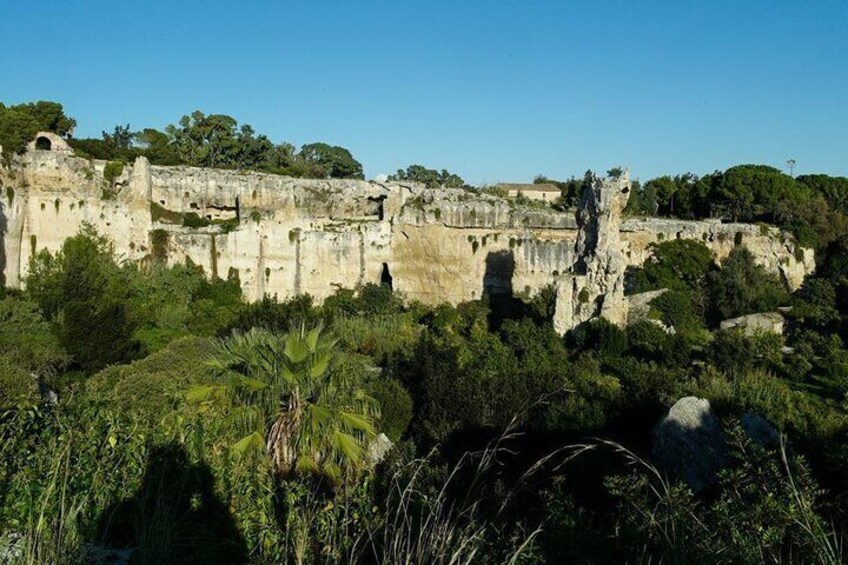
[{"x1": 1, "y1": 222, "x2": 848, "y2": 562}]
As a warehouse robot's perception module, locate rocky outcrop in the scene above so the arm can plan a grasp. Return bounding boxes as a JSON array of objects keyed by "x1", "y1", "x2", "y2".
[
  {"x1": 0, "y1": 152, "x2": 815, "y2": 333},
  {"x1": 626, "y1": 288, "x2": 669, "y2": 325},
  {"x1": 653, "y1": 397, "x2": 780, "y2": 492},
  {"x1": 720, "y1": 312, "x2": 785, "y2": 335},
  {"x1": 553, "y1": 172, "x2": 632, "y2": 334},
  {"x1": 653, "y1": 396, "x2": 726, "y2": 492}
]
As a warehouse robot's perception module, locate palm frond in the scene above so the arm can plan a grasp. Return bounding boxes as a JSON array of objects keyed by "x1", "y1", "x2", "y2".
[{"x1": 232, "y1": 431, "x2": 265, "y2": 455}]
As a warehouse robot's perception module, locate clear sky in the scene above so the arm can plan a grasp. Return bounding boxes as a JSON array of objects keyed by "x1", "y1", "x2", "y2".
[{"x1": 2, "y1": 1, "x2": 846, "y2": 184}]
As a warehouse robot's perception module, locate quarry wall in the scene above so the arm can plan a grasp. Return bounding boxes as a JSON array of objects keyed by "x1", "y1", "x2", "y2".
[{"x1": 0, "y1": 151, "x2": 815, "y2": 332}]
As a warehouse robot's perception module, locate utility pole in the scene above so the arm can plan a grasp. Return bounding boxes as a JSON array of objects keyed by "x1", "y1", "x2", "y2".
[{"x1": 787, "y1": 158, "x2": 796, "y2": 177}]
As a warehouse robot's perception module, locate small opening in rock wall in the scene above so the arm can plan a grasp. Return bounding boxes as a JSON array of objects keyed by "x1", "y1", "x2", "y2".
[
  {"x1": 368, "y1": 195, "x2": 387, "y2": 221},
  {"x1": 380, "y1": 262, "x2": 393, "y2": 290},
  {"x1": 35, "y1": 136, "x2": 52, "y2": 150}
]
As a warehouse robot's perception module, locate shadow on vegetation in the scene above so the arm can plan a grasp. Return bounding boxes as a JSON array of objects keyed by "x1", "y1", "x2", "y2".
[
  {"x1": 483, "y1": 250, "x2": 555, "y2": 329},
  {"x1": 96, "y1": 443, "x2": 247, "y2": 564},
  {"x1": 484, "y1": 250, "x2": 524, "y2": 329}
]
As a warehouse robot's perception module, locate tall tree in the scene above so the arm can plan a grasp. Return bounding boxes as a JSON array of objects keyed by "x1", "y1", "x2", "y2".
[
  {"x1": 25, "y1": 224, "x2": 138, "y2": 372},
  {"x1": 708, "y1": 247, "x2": 789, "y2": 320},
  {"x1": 166, "y1": 111, "x2": 240, "y2": 168},
  {"x1": 101, "y1": 124, "x2": 135, "y2": 150}
]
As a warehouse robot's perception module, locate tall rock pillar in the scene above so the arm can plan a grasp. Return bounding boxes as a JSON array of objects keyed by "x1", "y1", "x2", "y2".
[
  {"x1": 128, "y1": 156, "x2": 154, "y2": 262},
  {"x1": 554, "y1": 171, "x2": 632, "y2": 335}
]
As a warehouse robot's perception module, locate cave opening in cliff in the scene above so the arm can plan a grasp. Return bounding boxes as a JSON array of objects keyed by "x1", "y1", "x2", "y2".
[
  {"x1": 380, "y1": 262, "x2": 393, "y2": 290},
  {"x1": 368, "y1": 196, "x2": 387, "y2": 221},
  {"x1": 35, "y1": 136, "x2": 52, "y2": 150}
]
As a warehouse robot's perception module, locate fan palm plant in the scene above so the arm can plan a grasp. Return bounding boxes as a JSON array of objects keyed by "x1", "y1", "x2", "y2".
[{"x1": 192, "y1": 324, "x2": 378, "y2": 481}]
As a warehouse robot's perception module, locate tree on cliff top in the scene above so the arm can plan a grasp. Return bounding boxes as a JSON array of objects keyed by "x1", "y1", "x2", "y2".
[
  {"x1": 299, "y1": 142, "x2": 364, "y2": 179},
  {"x1": 388, "y1": 164, "x2": 465, "y2": 188},
  {"x1": 0, "y1": 101, "x2": 76, "y2": 155}
]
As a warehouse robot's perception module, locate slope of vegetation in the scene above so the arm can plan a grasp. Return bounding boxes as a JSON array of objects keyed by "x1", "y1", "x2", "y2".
[
  {"x1": 2, "y1": 100, "x2": 848, "y2": 563},
  {"x1": 1, "y1": 220, "x2": 847, "y2": 563}
]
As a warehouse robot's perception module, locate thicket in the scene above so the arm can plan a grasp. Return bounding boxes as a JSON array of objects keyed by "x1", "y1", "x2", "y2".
[
  {"x1": 0, "y1": 222, "x2": 847, "y2": 563},
  {"x1": 2, "y1": 99, "x2": 848, "y2": 562},
  {"x1": 0, "y1": 101, "x2": 365, "y2": 180}
]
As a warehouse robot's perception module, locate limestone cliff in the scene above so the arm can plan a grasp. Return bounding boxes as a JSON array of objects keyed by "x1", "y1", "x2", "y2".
[
  {"x1": 553, "y1": 172, "x2": 632, "y2": 334},
  {"x1": 0, "y1": 150, "x2": 815, "y2": 334}
]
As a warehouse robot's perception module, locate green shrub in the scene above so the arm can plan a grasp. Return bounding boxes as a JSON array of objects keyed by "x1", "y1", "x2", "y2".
[
  {"x1": 25, "y1": 224, "x2": 139, "y2": 371},
  {"x1": 151, "y1": 229, "x2": 169, "y2": 262},
  {"x1": 183, "y1": 212, "x2": 210, "y2": 228},
  {"x1": 103, "y1": 160, "x2": 124, "y2": 184},
  {"x1": 629, "y1": 239, "x2": 715, "y2": 294},
  {"x1": 224, "y1": 294, "x2": 318, "y2": 335},
  {"x1": 649, "y1": 290, "x2": 705, "y2": 338},
  {"x1": 0, "y1": 355, "x2": 38, "y2": 409},
  {"x1": 370, "y1": 377, "x2": 413, "y2": 441},
  {"x1": 709, "y1": 247, "x2": 789, "y2": 321},
  {"x1": 85, "y1": 336, "x2": 215, "y2": 425},
  {"x1": 705, "y1": 329, "x2": 783, "y2": 376},
  {"x1": 150, "y1": 202, "x2": 184, "y2": 224},
  {"x1": 0, "y1": 296, "x2": 67, "y2": 373}
]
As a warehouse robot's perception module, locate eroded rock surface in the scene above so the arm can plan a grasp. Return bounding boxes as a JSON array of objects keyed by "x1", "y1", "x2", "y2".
[
  {"x1": 554, "y1": 172, "x2": 631, "y2": 334},
  {"x1": 0, "y1": 153, "x2": 815, "y2": 333}
]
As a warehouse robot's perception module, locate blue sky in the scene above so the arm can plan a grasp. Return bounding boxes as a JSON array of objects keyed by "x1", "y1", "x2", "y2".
[{"x1": 2, "y1": 1, "x2": 846, "y2": 184}]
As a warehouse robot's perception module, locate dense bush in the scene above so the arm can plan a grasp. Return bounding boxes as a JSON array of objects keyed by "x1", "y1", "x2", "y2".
[
  {"x1": 369, "y1": 377, "x2": 413, "y2": 441},
  {"x1": 708, "y1": 247, "x2": 789, "y2": 321}
]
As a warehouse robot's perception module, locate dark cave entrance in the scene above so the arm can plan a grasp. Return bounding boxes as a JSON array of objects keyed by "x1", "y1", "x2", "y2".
[
  {"x1": 368, "y1": 195, "x2": 387, "y2": 221},
  {"x1": 35, "y1": 136, "x2": 52, "y2": 150},
  {"x1": 380, "y1": 262, "x2": 393, "y2": 290}
]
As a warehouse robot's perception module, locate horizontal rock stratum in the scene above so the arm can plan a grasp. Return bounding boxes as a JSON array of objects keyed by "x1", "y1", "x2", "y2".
[{"x1": 0, "y1": 150, "x2": 815, "y2": 333}]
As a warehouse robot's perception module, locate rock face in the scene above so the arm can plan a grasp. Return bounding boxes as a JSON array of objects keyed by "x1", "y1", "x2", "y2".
[
  {"x1": 553, "y1": 172, "x2": 631, "y2": 334},
  {"x1": 0, "y1": 152, "x2": 815, "y2": 333}
]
